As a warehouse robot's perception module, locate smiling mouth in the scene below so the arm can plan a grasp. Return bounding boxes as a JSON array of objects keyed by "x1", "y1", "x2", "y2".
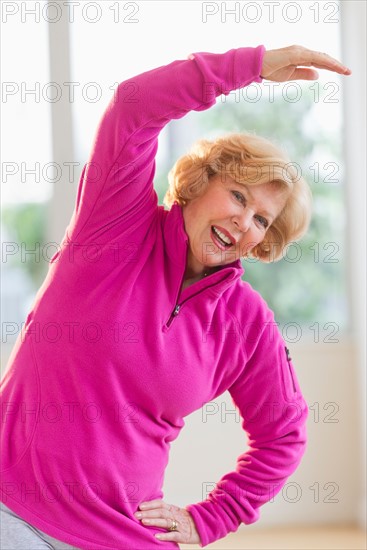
[{"x1": 211, "y1": 226, "x2": 233, "y2": 249}]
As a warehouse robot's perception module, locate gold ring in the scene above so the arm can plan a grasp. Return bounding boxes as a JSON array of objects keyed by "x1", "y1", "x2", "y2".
[{"x1": 167, "y1": 518, "x2": 178, "y2": 531}]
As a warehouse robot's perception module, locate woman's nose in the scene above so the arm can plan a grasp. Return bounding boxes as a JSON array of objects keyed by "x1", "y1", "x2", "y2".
[{"x1": 233, "y1": 208, "x2": 252, "y2": 233}]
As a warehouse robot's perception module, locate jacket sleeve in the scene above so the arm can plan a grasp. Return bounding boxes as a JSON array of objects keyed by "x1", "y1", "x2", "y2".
[
  {"x1": 65, "y1": 46, "x2": 266, "y2": 244},
  {"x1": 186, "y1": 314, "x2": 309, "y2": 547}
]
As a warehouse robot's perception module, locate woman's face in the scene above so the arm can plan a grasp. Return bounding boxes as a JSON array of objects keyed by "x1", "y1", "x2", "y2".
[{"x1": 182, "y1": 173, "x2": 288, "y2": 277}]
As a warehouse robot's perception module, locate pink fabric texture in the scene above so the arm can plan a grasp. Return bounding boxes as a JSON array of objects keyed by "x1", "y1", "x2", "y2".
[{"x1": 1, "y1": 46, "x2": 308, "y2": 549}]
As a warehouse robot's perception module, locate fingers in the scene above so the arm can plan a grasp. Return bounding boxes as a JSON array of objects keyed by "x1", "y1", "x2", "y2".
[
  {"x1": 135, "y1": 500, "x2": 180, "y2": 521},
  {"x1": 137, "y1": 499, "x2": 170, "y2": 510},
  {"x1": 291, "y1": 68, "x2": 319, "y2": 81},
  {"x1": 141, "y1": 500, "x2": 179, "y2": 512},
  {"x1": 138, "y1": 516, "x2": 178, "y2": 529},
  {"x1": 289, "y1": 46, "x2": 352, "y2": 75},
  {"x1": 134, "y1": 500, "x2": 183, "y2": 542},
  {"x1": 261, "y1": 46, "x2": 351, "y2": 82},
  {"x1": 135, "y1": 507, "x2": 174, "y2": 520},
  {"x1": 134, "y1": 501, "x2": 201, "y2": 544}
]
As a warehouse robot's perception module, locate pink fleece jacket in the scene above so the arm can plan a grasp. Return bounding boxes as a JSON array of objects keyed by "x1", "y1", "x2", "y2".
[{"x1": 1, "y1": 46, "x2": 308, "y2": 549}]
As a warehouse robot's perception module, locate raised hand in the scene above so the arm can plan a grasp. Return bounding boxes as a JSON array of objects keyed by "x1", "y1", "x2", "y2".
[{"x1": 261, "y1": 44, "x2": 352, "y2": 82}]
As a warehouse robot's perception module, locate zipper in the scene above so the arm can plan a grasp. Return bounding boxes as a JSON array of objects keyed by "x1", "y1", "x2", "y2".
[
  {"x1": 166, "y1": 304, "x2": 181, "y2": 328},
  {"x1": 164, "y1": 241, "x2": 240, "y2": 330},
  {"x1": 165, "y1": 240, "x2": 224, "y2": 329},
  {"x1": 285, "y1": 346, "x2": 297, "y2": 393},
  {"x1": 165, "y1": 242, "x2": 188, "y2": 328},
  {"x1": 165, "y1": 283, "x2": 220, "y2": 328}
]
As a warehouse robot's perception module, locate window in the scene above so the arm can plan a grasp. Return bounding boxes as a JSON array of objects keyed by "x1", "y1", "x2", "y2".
[{"x1": 1, "y1": 9, "x2": 51, "y2": 362}]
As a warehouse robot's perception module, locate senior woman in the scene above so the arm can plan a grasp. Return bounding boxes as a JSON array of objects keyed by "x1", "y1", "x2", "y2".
[{"x1": 0, "y1": 45, "x2": 351, "y2": 549}]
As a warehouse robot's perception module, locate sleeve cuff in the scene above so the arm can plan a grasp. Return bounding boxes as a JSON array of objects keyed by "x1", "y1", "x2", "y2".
[{"x1": 233, "y1": 44, "x2": 266, "y2": 87}]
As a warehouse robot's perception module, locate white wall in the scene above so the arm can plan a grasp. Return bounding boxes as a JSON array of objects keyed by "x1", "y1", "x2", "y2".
[{"x1": 340, "y1": 0, "x2": 367, "y2": 529}]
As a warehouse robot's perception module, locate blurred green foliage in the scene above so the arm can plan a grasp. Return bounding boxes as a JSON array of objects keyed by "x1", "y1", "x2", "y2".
[{"x1": 2, "y1": 203, "x2": 48, "y2": 290}]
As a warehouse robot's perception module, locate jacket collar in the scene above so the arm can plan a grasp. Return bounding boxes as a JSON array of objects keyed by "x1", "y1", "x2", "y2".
[{"x1": 162, "y1": 202, "x2": 244, "y2": 298}]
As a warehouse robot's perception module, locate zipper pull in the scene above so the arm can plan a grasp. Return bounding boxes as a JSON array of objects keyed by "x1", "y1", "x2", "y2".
[
  {"x1": 172, "y1": 305, "x2": 181, "y2": 317},
  {"x1": 166, "y1": 304, "x2": 181, "y2": 329},
  {"x1": 285, "y1": 346, "x2": 292, "y2": 361}
]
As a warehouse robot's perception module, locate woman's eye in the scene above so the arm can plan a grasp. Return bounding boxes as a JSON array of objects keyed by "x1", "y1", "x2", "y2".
[
  {"x1": 231, "y1": 190, "x2": 269, "y2": 229},
  {"x1": 231, "y1": 190, "x2": 245, "y2": 203},
  {"x1": 255, "y1": 216, "x2": 269, "y2": 229}
]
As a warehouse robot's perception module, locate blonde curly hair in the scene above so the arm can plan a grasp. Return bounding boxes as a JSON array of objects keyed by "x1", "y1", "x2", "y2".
[{"x1": 163, "y1": 132, "x2": 312, "y2": 262}]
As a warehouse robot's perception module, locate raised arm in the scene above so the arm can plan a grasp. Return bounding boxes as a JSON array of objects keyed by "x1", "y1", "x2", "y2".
[{"x1": 65, "y1": 46, "x2": 266, "y2": 244}]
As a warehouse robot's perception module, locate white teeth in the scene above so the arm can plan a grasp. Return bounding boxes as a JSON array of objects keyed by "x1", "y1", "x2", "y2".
[{"x1": 212, "y1": 226, "x2": 232, "y2": 245}]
